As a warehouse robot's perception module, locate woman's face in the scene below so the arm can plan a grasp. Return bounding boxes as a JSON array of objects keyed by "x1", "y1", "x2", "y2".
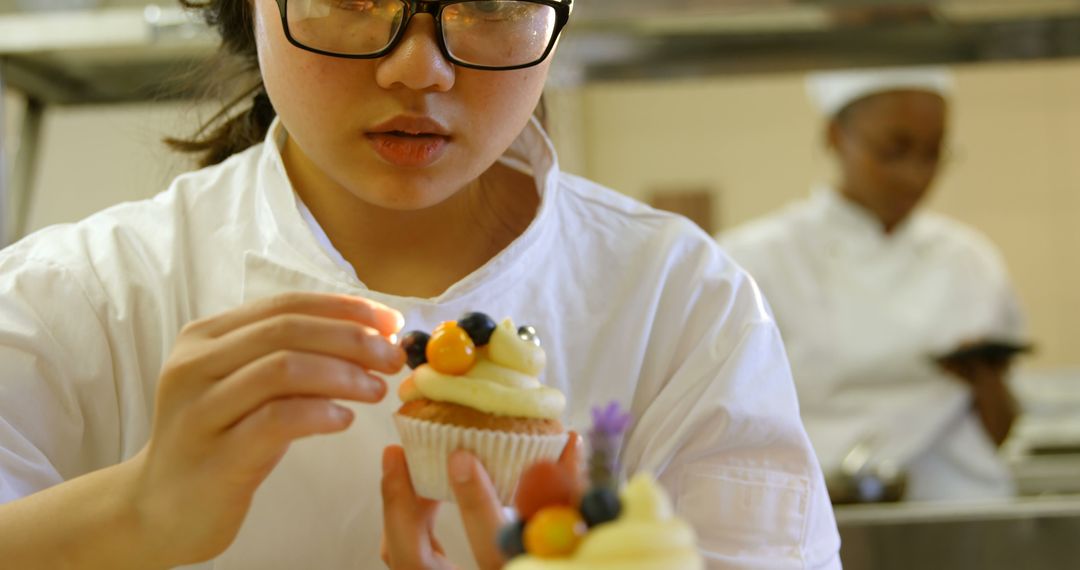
[
  {"x1": 252, "y1": 0, "x2": 553, "y2": 210},
  {"x1": 829, "y1": 90, "x2": 948, "y2": 230}
]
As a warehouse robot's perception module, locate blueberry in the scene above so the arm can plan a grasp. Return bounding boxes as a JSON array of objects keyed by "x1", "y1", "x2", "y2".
[
  {"x1": 458, "y1": 312, "x2": 497, "y2": 346},
  {"x1": 497, "y1": 519, "x2": 527, "y2": 559},
  {"x1": 400, "y1": 331, "x2": 430, "y2": 369},
  {"x1": 517, "y1": 325, "x2": 541, "y2": 347},
  {"x1": 580, "y1": 486, "x2": 621, "y2": 527}
]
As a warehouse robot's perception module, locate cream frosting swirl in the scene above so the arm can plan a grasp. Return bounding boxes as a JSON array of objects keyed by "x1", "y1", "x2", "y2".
[
  {"x1": 398, "y1": 319, "x2": 565, "y2": 420},
  {"x1": 505, "y1": 474, "x2": 704, "y2": 570}
]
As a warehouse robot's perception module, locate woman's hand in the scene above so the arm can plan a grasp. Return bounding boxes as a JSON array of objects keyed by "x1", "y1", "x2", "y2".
[
  {"x1": 381, "y1": 433, "x2": 582, "y2": 570},
  {"x1": 129, "y1": 292, "x2": 405, "y2": 567}
]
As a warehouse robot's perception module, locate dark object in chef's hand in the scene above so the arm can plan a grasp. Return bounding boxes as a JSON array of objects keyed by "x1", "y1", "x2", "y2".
[
  {"x1": 936, "y1": 340, "x2": 1029, "y2": 447},
  {"x1": 935, "y1": 340, "x2": 1033, "y2": 370}
]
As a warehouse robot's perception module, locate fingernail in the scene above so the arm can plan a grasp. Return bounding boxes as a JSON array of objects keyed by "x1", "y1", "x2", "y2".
[
  {"x1": 363, "y1": 379, "x2": 387, "y2": 400},
  {"x1": 388, "y1": 333, "x2": 399, "y2": 345},
  {"x1": 333, "y1": 405, "x2": 354, "y2": 424},
  {"x1": 392, "y1": 311, "x2": 405, "y2": 333},
  {"x1": 449, "y1": 451, "x2": 472, "y2": 484}
]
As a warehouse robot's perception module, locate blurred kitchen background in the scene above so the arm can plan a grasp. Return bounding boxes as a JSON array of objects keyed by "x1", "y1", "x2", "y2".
[{"x1": 3, "y1": 0, "x2": 1080, "y2": 568}]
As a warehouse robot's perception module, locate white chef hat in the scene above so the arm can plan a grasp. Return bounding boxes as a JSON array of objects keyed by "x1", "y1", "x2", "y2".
[{"x1": 806, "y1": 66, "x2": 955, "y2": 118}]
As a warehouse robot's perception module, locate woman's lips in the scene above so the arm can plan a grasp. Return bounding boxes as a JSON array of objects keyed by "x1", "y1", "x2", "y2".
[
  {"x1": 366, "y1": 132, "x2": 449, "y2": 168},
  {"x1": 366, "y1": 116, "x2": 452, "y2": 168}
]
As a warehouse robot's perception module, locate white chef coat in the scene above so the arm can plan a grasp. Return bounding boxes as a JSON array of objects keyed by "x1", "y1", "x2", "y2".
[
  {"x1": 0, "y1": 118, "x2": 840, "y2": 569},
  {"x1": 720, "y1": 188, "x2": 1023, "y2": 502}
]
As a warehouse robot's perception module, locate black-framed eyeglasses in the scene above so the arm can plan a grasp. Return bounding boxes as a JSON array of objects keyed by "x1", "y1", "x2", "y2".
[{"x1": 273, "y1": 0, "x2": 573, "y2": 71}]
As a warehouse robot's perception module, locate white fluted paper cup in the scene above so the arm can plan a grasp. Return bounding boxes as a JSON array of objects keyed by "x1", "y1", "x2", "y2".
[{"x1": 394, "y1": 414, "x2": 569, "y2": 505}]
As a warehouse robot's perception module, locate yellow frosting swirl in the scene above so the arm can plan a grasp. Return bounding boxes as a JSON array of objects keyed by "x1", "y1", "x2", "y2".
[
  {"x1": 399, "y1": 319, "x2": 565, "y2": 420},
  {"x1": 505, "y1": 474, "x2": 704, "y2": 570}
]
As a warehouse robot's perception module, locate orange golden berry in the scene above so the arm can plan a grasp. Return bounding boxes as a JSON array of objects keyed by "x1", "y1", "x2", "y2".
[
  {"x1": 425, "y1": 321, "x2": 477, "y2": 375},
  {"x1": 523, "y1": 506, "x2": 586, "y2": 558}
]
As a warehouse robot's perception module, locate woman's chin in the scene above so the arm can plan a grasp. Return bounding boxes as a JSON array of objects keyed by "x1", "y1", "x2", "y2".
[{"x1": 352, "y1": 184, "x2": 459, "y2": 212}]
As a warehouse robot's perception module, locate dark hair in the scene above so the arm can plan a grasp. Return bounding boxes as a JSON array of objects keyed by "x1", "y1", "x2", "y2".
[
  {"x1": 166, "y1": 0, "x2": 274, "y2": 168},
  {"x1": 169, "y1": 0, "x2": 550, "y2": 168}
]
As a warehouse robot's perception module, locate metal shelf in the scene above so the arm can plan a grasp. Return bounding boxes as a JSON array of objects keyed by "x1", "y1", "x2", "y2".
[{"x1": 0, "y1": 5, "x2": 217, "y2": 103}]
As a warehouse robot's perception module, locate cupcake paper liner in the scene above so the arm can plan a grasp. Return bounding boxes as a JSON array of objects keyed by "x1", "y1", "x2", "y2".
[{"x1": 394, "y1": 414, "x2": 569, "y2": 505}]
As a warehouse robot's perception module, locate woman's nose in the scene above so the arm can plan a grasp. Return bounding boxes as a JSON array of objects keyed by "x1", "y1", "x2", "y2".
[{"x1": 375, "y1": 15, "x2": 456, "y2": 92}]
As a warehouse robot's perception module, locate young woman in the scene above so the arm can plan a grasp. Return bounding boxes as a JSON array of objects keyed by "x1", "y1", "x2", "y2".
[{"x1": 0, "y1": 0, "x2": 840, "y2": 567}]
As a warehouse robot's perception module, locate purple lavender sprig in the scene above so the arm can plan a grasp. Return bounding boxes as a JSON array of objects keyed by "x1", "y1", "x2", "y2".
[{"x1": 587, "y1": 401, "x2": 633, "y2": 489}]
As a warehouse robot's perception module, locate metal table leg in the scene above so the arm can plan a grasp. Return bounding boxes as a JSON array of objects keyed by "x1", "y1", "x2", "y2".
[
  {"x1": 0, "y1": 60, "x2": 43, "y2": 248},
  {"x1": 11, "y1": 96, "x2": 42, "y2": 242},
  {"x1": 0, "y1": 59, "x2": 9, "y2": 247}
]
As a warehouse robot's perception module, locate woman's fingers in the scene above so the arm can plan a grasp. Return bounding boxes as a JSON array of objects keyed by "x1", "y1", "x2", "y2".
[
  {"x1": 380, "y1": 446, "x2": 444, "y2": 569},
  {"x1": 197, "y1": 350, "x2": 387, "y2": 432},
  {"x1": 157, "y1": 293, "x2": 406, "y2": 441},
  {"x1": 448, "y1": 450, "x2": 508, "y2": 570},
  {"x1": 196, "y1": 315, "x2": 405, "y2": 380},
  {"x1": 130, "y1": 293, "x2": 405, "y2": 565},
  {"x1": 187, "y1": 292, "x2": 403, "y2": 340},
  {"x1": 221, "y1": 397, "x2": 356, "y2": 479}
]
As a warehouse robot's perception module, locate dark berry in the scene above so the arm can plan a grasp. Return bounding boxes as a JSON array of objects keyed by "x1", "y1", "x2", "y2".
[
  {"x1": 497, "y1": 519, "x2": 527, "y2": 559},
  {"x1": 400, "y1": 331, "x2": 430, "y2": 369},
  {"x1": 458, "y1": 312, "x2": 497, "y2": 346},
  {"x1": 580, "y1": 486, "x2": 621, "y2": 527}
]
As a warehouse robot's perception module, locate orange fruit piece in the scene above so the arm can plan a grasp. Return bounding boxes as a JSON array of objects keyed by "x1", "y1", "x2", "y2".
[
  {"x1": 523, "y1": 506, "x2": 587, "y2": 558},
  {"x1": 426, "y1": 321, "x2": 477, "y2": 375}
]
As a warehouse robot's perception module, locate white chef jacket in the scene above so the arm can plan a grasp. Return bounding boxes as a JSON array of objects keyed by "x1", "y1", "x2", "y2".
[
  {"x1": 720, "y1": 188, "x2": 1023, "y2": 502},
  {"x1": 0, "y1": 118, "x2": 840, "y2": 569}
]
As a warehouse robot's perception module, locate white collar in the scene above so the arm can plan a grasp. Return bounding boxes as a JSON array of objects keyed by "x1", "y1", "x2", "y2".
[{"x1": 811, "y1": 186, "x2": 922, "y2": 247}]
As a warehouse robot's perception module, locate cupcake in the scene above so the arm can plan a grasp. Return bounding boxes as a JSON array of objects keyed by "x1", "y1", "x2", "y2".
[
  {"x1": 498, "y1": 402, "x2": 704, "y2": 570},
  {"x1": 394, "y1": 312, "x2": 568, "y2": 504},
  {"x1": 503, "y1": 474, "x2": 705, "y2": 570}
]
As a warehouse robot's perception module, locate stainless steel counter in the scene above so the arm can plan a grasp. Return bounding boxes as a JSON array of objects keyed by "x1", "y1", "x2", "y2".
[{"x1": 836, "y1": 494, "x2": 1080, "y2": 570}]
